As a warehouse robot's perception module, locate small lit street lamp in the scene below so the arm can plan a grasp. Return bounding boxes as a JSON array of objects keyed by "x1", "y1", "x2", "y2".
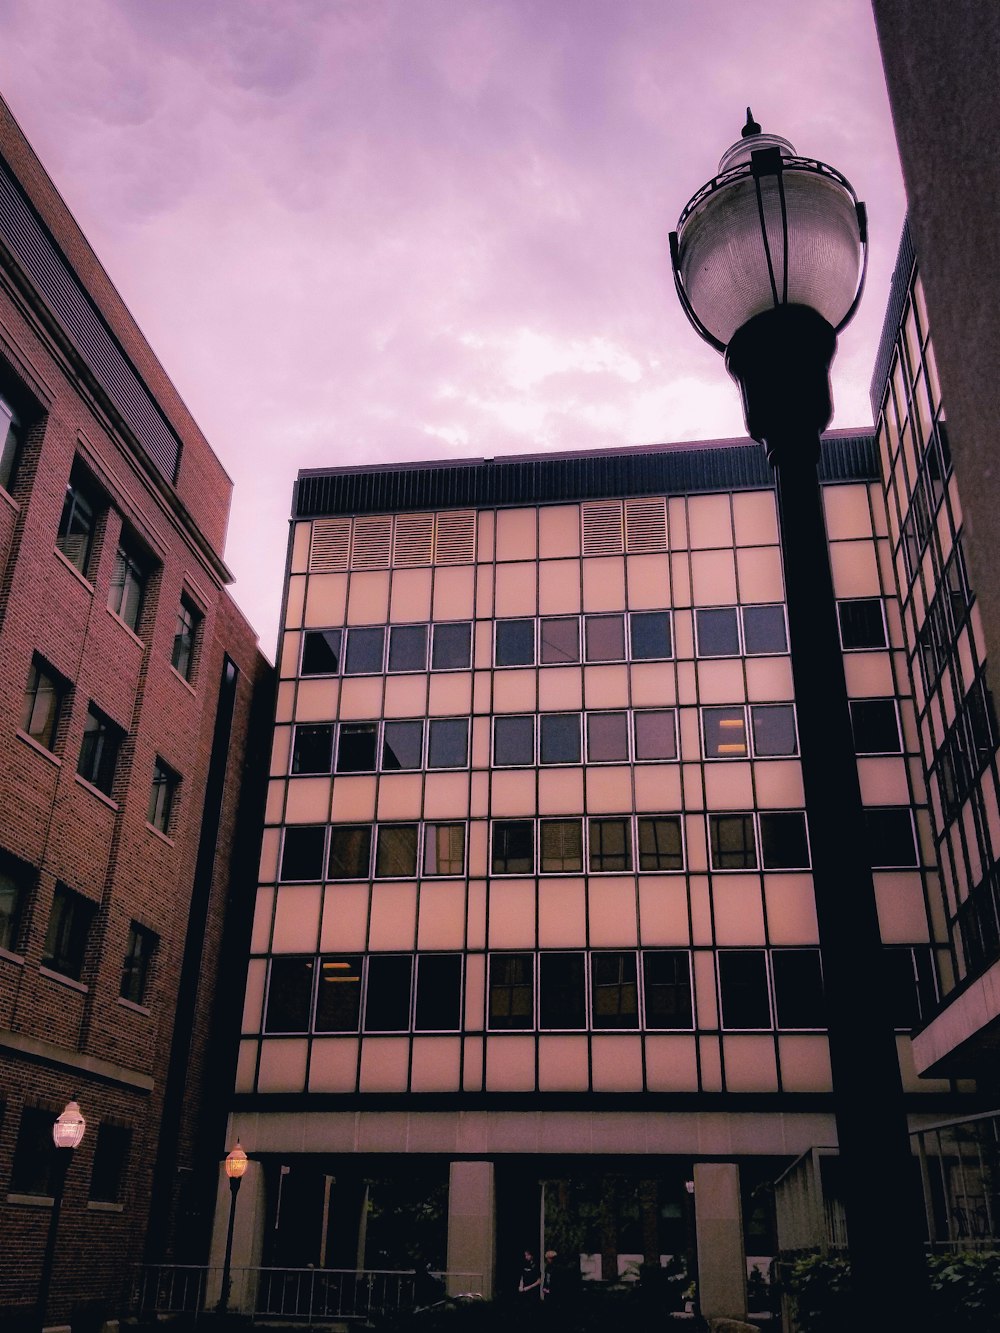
[
  {"x1": 37, "y1": 1098, "x2": 86, "y2": 1328},
  {"x1": 670, "y1": 113, "x2": 928, "y2": 1330},
  {"x1": 218, "y1": 1142, "x2": 248, "y2": 1315}
]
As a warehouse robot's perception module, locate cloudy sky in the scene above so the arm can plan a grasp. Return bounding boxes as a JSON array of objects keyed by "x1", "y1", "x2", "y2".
[{"x1": 0, "y1": 0, "x2": 904, "y2": 656}]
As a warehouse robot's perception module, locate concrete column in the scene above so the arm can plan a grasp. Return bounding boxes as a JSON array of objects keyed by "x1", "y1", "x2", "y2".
[
  {"x1": 446, "y1": 1160, "x2": 495, "y2": 1299},
  {"x1": 694, "y1": 1162, "x2": 747, "y2": 1323},
  {"x1": 207, "y1": 1160, "x2": 266, "y2": 1314}
]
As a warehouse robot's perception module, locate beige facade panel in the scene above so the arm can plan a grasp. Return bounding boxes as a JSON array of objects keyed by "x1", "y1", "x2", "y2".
[
  {"x1": 485, "y1": 1036, "x2": 535, "y2": 1091},
  {"x1": 697, "y1": 660, "x2": 747, "y2": 705},
  {"x1": 359, "y1": 1037, "x2": 410, "y2": 1092},
  {"x1": 687, "y1": 494, "x2": 733, "y2": 550},
  {"x1": 304, "y1": 573, "x2": 348, "y2": 627},
  {"x1": 383, "y1": 675, "x2": 427, "y2": 717},
  {"x1": 272, "y1": 885, "x2": 322, "y2": 953},
  {"x1": 736, "y1": 547, "x2": 784, "y2": 603},
  {"x1": 410, "y1": 1038, "x2": 462, "y2": 1092},
  {"x1": 584, "y1": 766, "x2": 633, "y2": 813},
  {"x1": 873, "y1": 873, "x2": 932, "y2": 943},
  {"x1": 429, "y1": 671, "x2": 472, "y2": 716},
  {"x1": 463, "y1": 954, "x2": 486, "y2": 1028},
  {"x1": 309, "y1": 1038, "x2": 360, "y2": 1093},
  {"x1": 467, "y1": 882, "x2": 487, "y2": 950},
  {"x1": 822, "y1": 484, "x2": 874, "y2": 540},
  {"x1": 433, "y1": 566, "x2": 475, "y2": 620},
  {"x1": 476, "y1": 564, "x2": 495, "y2": 619},
  {"x1": 591, "y1": 1035, "x2": 643, "y2": 1091},
  {"x1": 492, "y1": 669, "x2": 536, "y2": 713},
  {"x1": 699, "y1": 1035, "x2": 724, "y2": 1091},
  {"x1": 538, "y1": 879, "x2": 587, "y2": 946},
  {"x1": 321, "y1": 885, "x2": 369, "y2": 952},
  {"x1": 258, "y1": 1039, "x2": 309, "y2": 1093},
  {"x1": 235, "y1": 1040, "x2": 258, "y2": 1093},
  {"x1": 630, "y1": 663, "x2": 676, "y2": 708},
  {"x1": 843, "y1": 653, "x2": 896, "y2": 697},
  {"x1": 389, "y1": 568, "x2": 432, "y2": 622},
  {"x1": 538, "y1": 505, "x2": 580, "y2": 559},
  {"x1": 264, "y1": 780, "x2": 286, "y2": 826},
  {"x1": 495, "y1": 507, "x2": 537, "y2": 563},
  {"x1": 494, "y1": 562, "x2": 537, "y2": 616},
  {"x1": 490, "y1": 770, "x2": 535, "y2": 817},
  {"x1": 376, "y1": 774, "x2": 422, "y2": 820},
  {"x1": 763, "y1": 877, "x2": 820, "y2": 944},
  {"x1": 330, "y1": 774, "x2": 377, "y2": 821},
  {"x1": 259, "y1": 828, "x2": 280, "y2": 883},
  {"x1": 693, "y1": 949, "x2": 719, "y2": 1027},
  {"x1": 339, "y1": 677, "x2": 384, "y2": 719},
  {"x1": 645, "y1": 1036, "x2": 700, "y2": 1091},
  {"x1": 703, "y1": 762, "x2": 754, "y2": 810},
  {"x1": 294, "y1": 678, "x2": 340, "y2": 721},
  {"x1": 538, "y1": 666, "x2": 583, "y2": 712},
  {"x1": 242, "y1": 960, "x2": 266, "y2": 1034},
  {"x1": 712, "y1": 880, "x2": 766, "y2": 945},
  {"x1": 252, "y1": 888, "x2": 275, "y2": 953},
  {"x1": 724, "y1": 1036, "x2": 778, "y2": 1092},
  {"x1": 778, "y1": 1036, "x2": 833, "y2": 1092},
  {"x1": 538, "y1": 1036, "x2": 589, "y2": 1091},
  {"x1": 688, "y1": 876, "x2": 714, "y2": 945},
  {"x1": 744, "y1": 656, "x2": 794, "y2": 702},
  {"x1": 487, "y1": 880, "x2": 536, "y2": 948},
  {"x1": 280, "y1": 630, "x2": 301, "y2": 680},
  {"x1": 538, "y1": 767, "x2": 585, "y2": 815},
  {"x1": 285, "y1": 777, "x2": 333, "y2": 823},
  {"x1": 626, "y1": 553, "x2": 670, "y2": 609},
  {"x1": 417, "y1": 883, "x2": 467, "y2": 950},
  {"x1": 753, "y1": 762, "x2": 805, "y2": 809},
  {"x1": 271, "y1": 726, "x2": 292, "y2": 777},
  {"x1": 587, "y1": 880, "x2": 639, "y2": 947},
  {"x1": 368, "y1": 883, "x2": 418, "y2": 950},
  {"x1": 291, "y1": 520, "x2": 312, "y2": 574},
  {"x1": 637, "y1": 880, "x2": 690, "y2": 944},
  {"x1": 632, "y1": 764, "x2": 682, "y2": 811},
  {"x1": 691, "y1": 550, "x2": 738, "y2": 606},
  {"x1": 857, "y1": 756, "x2": 911, "y2": 806},
  {"x1": 538, "y1": 559, "x2": 582, "y2": 614},
  {"x1": 830, "y1": 540, "x2": 881, "y2": 599},
  {"x1": 582, "y1": 556, "x2": 626, "y2": 612},
  {"x1": 285, "y1": 575, "x2": 306, "y2": 629},
  {"x1": 582, "y1": 664, "x2": 629, "y2": 709},
  {"x1": 347, "y1": 570, "x2": 390, "y2": 624}
]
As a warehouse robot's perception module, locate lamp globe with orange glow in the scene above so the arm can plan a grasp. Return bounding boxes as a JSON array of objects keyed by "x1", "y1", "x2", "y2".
[{"x1": 225, "y1": 1143, "x2": 248, "y2": 1180}]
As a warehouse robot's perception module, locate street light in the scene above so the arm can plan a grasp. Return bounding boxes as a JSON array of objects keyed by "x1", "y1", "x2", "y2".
[
  {"x1": 218, "y1": 1142, "x2": 248, "y2": 1315},
  {"x1": 670, "y1": 112, "x2": 928, "y2": 1331},
  {"x1": 37, "y1": 1098, "x2": 86, "y2": 1328}
]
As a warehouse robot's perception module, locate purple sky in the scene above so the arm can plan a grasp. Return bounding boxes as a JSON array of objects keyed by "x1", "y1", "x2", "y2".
[{"x1": 0, "y1": 0, "x2": 904, "y2": 657}]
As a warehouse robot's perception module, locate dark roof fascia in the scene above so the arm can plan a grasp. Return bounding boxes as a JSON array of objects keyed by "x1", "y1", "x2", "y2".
[{"x1": 870, "y1": 219, "x2": 916, "y2": 418}]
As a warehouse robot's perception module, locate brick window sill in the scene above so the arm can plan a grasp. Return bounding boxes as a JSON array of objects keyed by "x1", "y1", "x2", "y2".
[
  {"x1": 118, "y1": 997, "x2": 151, "y2": 1017},
  {"x1": 7, "y1": 1192, "x2": 54, "y2": 1208},
  {"x1": 0, "y1": 946, "x2": 24, "y2": 966},
  {"x1": 39, "y1": 965, "x2": 88, "y2": 994},
  {"x1": 16, "y1": 729, "x2": 61, "y2": 766},
  {"x1": 106, "y1": 604, "x2": 145, "y2": 650},
  {"x1": 53, "y1": 546, "x2": 95, "y2": 591},
  {"x1": 74, "y1": 773, "x2": 119, "y2": 810},
  {"x1": 145, "y1": 822, "x2": 174, "y2": 847},
  {"x1": 169, "y1": 664, "x2": 197, "y2": 696}
]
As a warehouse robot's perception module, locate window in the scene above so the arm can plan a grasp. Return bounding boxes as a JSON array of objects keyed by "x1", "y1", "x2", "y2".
[
  {"x1": 643, "y1": 951, "x2": 692, "y2": 1028},
  {"x1": 633, "y1": 710, "x2": 677, "y2": 761},
  {"x1": 172, "y1": 595, "x2": 202, "y2": 680},
  {"x1": 704, "y1": 707, "x2": 748, "y2": 758},
  {"x1": 539, "y1": 713, "x2": 580, "y2": 764},
  {"x1": 375, "y1": 824, "x2": 419, "y2": 878},
  {"x1": 709, "y1": 814, "x2": 757, "y2": 870},
  {"x1": 772, "y1": 950, "x2": 825, "y2": 1028},
  {"x1": 120, "y1": 923, "x2": 157, "y2": 1005},
  {"x1": 148, "y1": 759, "x2": 178, "y2": 833},
  {"x1": 838, "y1": 598, "x2": 887, "y2": 649},
  {"x1": 264, "y1": 956, "x2": 314, "y2": 1031},
  {"x1": 587, "y1": 711, "x2": 629, "y2": 762},
  {"x1": 337, "y1": 723, "x2": 378, "y2": 773},
  {"x1": 759, "y1": 812, "x2": 810, "y2": 868},
  {"x1": 415, "y1": 954, "x2": 462, "y2": 1029},
  {"x1": 539, "y1": 952, "x2": 586, "y2": 1029},
  {"x1": 492, "y1": 820, "x2": 534, "y2": 875},
  {"x1": 292, "y1": 724, "x2": 334, "y2": 774},
  {"x1": 0, "y1": 855, "x2": 29, "y2": 953},
  {"x1": 494, "y1": 715, "x2": 534, "y2": 766},
  {"x1": 584, "y1": 613, "x2": 625, "y2": 662},
  {"x1": 589, "y1": 817, "x2": 632, "y2": 872},
  {"x1": 21, "y1": 656, "x2": 65, "y2": 752},
  {"x1": 0, "y1": 393, "x2": 22, "y2": 492},
  {"x1": 77, "y1": 705, "x2": 123, "y2": 796},
  {"x1": 884, "y1": 946, "x2": 937, "y2": 1029},
  {"x1": 344, "y1": 626, "x2": 385, "y2": 675},
  {"x1": 496, "y1": 619, "x2": 534, "y2": 666},
  {"x1": 10, "y1": 1106, "x2": 58, "y2": 1195},
  {"x1": 301, "y1": 629, "x2": 341, "y2": 676},
  {"x1": 696, "y1": 607, "x2": 739, "y2": 657},
  {"x1": 637, "y1": 817, "x2": 683, "y2": 871},
  {"x1": 280, "y1": 826, "x2": 326, "y2": 881},
  {"x1": 742, "y1": 604, "x2": 788, "y2": 654},
  {"x1": 489, "y1": 953, "x2": 534, "y2": 1029},
  {"x1": 364, "y1": 954, "x2": 413, "y2": 1030},
  {"x1": 750, "y1": 705, "x2": 798, "y2": 756},
  {"x1": 382, "y1": 720, "x2": 423, "y2": 770},
  {"x1": 432, "y1": 622, "x2": 472, "y2": 670},
  {"x1": 540, "y1": 617, "x2": 580, "y2": 664},
  {"x1": 864, "y1": 808, "x2": 918, "y2": 867},
  {"x1": 591, "y1": 952, "x2": 639, "y2": 1029},
  {"x1": 630, "y1": 611, "x2": 672, "y2": 660},
  {"x1": 388, "y1": 623, "x2": 428, "y2": 672},
  {"x1": 89, "y1": 1124, "x2": 131, "y2": 1204},
  {"x1": 56, "y1": 467, "x2": 98, "y2": 575},
  {"x1": 314, "y1": 955, "x2": 363, "y2": 1032},
  {"x1": 697, "y1": 605, "x2": 787, "y2": 656},
  {"x1": 108, "y1": 537, "x2": 148, "y2": 632},
  {"x1": 718, "y1": 950, "x2": 771, "y2": 1029},
  {"x1": 423, "y1": 823, "x2": 465, "y2": 876},
  {"x1": 850, "y1": 699, "x2": 902, "y2": 754},
  {"x1": 540, "y1": 819, "x2": 583, "y2": 873},
  {"x1": 42, "y1": 883, "x2": 94, "y2": 981},
  {"x1": 427, "y1": 717, "x2": 468, "y2": 768},
  {"x1": 328, "y1": 825, "x2": 372, "y2": 879}
]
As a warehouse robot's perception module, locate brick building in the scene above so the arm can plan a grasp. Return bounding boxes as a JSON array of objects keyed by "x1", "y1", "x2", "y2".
[{"x1": 0, "y1": 95, "x2": 272, "y2": 1321}]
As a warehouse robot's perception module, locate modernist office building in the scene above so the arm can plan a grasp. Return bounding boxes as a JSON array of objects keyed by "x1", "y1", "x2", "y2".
[
  {"x1": 0, "y1": 96, "x2": 271, "y2": 1321},
  {"x1": 224, "y1": 420, "x2": 973, "y2": 1297}
]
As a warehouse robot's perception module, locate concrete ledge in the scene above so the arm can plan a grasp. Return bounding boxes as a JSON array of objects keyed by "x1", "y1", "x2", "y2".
[{"x1": 0, "y1": 1028, "x2": 154, "y2": 1092}]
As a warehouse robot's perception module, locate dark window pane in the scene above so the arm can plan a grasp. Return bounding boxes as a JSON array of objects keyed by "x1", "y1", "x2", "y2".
[
  {"x1": 540, "y1": 819, "x2": 583, "y2": 873},
  {"x1": 432, "y1": 622, "x2": 471, "y2": 669},
  {"x1": 375, "y1": 825, "x2": 419, "y2": 878},
  {"x1": 643, "y1": 951, "x2": 692, "y2": 1028},
  {"x1": 292, "y1": 724, "x2": 334, "y2": 774},
  {"x1": 428, "y1": 718, "x2": 468, "y2": 768},
  {"x1": 489, "y1": 952, "x2": 534, "y2": 1030},
  {"x1": 11, "y1": 1107, "x2": 58, "y2": 1195},
  {"x1": 496, "y1": 619, "x2": 534, "y2": 666},
  {"x1": 884, "y1": 946, "x2": 938, "y2": 1029},
  {"x1": 328, "y1": 825, "x2": 372, "y2": 879},
  {"x1": 759, "y1": 812, "x2": 810, "y2": 868},
  {"x1": 22, "y1": 658, "x2": 64, "y2": 751},
  {"x1": 281, "y1": 827, "x2": 326, "y2": 881},
  {"x1": 265, "y1": 956, "x2": 314, "y2": 1031},
  {"x1": 637, "y1": 817, "x2": 683, "y2": 872},
  {"x1": 587, "y1": 712, "x2": 629, "y2": 762},
  {"x1": 301, "y1": 629, "x2": 342, "y2": 675},
  {"x1": 89, "y1": 1125, "x2": 130, "y2": 1203},
  {"x1": 108, "y1": 542, "x2": 147, "y2": 631},
  {"x1": 365, "y1": 954, "x2": 413, "y2": 1030},
  {"x1": 850, "y1": 700, "x2": 901, "y2": 754},
  {"x1": 314, "y1": 955, "x2": 363, "y2": 1032},
  {"x1": 696, "y1": 607, "x2": 739, "y2": 657},
  {"x1": 591, "y1": 952, "x2": 639, "y2": 1029},
  {"x1": 630, "y1": 611, "x2": 672, "y2": 660},
  {"x1": 589, "y1": 817, "x2": 632, "y2": 872},
  {"x1": 634, "y1": 710, "x2": 676, "y2": 761},
  {"x1": 78, "y1": 706, "x2": 123, "y2": 796},
  {"x1": 743, "y1": 604, "x2": 788, "y2": 654},
  {"x1": 0, "y1": 395, "x2": 21, "y2": 492},
  {"x1": 710, "y1": 814, "x2": 757, "y2": 870},
  {"x1": 864, "y1": 808, "x2": 918, "y2": 867},
  {"x1": 584, "y1": 614, "x2": 625, "y2": 662},
  {"x1": 42, "y1": 884, "x2": 94, "y2": 980},
  {"x1": 0, "y1": 857, "x2": 28, "y2": 953},
  {"x1": 172, "y1": 596, "x2": 202, "y2": 679},
  {"x1": 345, "y1": 627, "x2": 385, "y2": 674},
  {"x1": 148, "y1": 760, "x2": 178, "y2": 833},
  {"x1": 423, "y1": 824, "x2": 465, "y2": 875},
  {"x1": 751, "y1": 705, "x2": 798, "y2": 757},
  {"x1": 772, "y1": 950, "x2": 825, "y2": 1028},
  {"x1": 494, "y1": 715, "x2": 534, "y2": 766},
  {"x1": 492, "y1": 820, "x2": 534, "y2": 875},
  {"x1": 388, "y1": 624, "x2": 428, "y2": 672},
  {"x1": 415, "y1": 954, "x2": 462, "y2": 1029},
  {"x1": 838, "y1": 599, "x2": 887, "y2": 649},
  {"x1": 539, "y1": 952, "x2": 586, "y2": 1029},
  {"x1": 719, "y1": 950, "x2": 771, "y2": 1029},
  {"x1": 120, "y1": 923, "x2": 157, "y2": 1005},
  {"x1": 382, "y1": 720, "x2": 423, "y2": 770},
  {"x1": 56, "y1": 476, "x2": 96, "y2": 574},
  {"x1": 704, "y1": 707, "x2": 748, "y2": 759},
  {"x1": 337, "y1": 723, "x2": 378, "y2": 772},
  {"x1": 540, "y1": 713, "x2": 581, "y2": 764},
  {"x1": 540, "y1": 617, "x2": 580, "y2": 664}
]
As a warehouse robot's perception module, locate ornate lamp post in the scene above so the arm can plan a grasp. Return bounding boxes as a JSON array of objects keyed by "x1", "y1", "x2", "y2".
[
  {"x1": 670, "y1": 113, "x2": 928, "y2": 1329},
  {"x1": 218, "y1": 1142, "x2": 248, "y2": 1315},
  {"x1": 37, "y1": 1098, "x2": 86, "y2": 1328}
]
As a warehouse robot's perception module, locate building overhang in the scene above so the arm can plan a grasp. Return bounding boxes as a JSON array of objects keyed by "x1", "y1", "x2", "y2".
[{"x1": 913, "y1": 955, "x2": 1000, "y2": 1078}]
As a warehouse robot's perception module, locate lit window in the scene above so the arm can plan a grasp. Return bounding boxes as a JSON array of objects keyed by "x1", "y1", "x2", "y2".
[
  {"x1": 147, "y1": 759, "x2": 178, "y2": 833},
  {"x1": 374, "y1": 824, "x2": 419, "y2": 878},
  {"x1": 637, "y1": 817, "x2": 683, "y2": 872},
  {"x1": 42, "y1": 883, "x2": 94, "y2": 981},
  {"x1": 423, "y1": 823, "x2": 465, "y2": 876},
  {"x1": 301, "y1": 629, "x2": 341, "y2": 676},
  {"x1": 388, "y1": 623, "x2": 428, "y2": 672},
  {"x1": 703, "y1": 707, "x2": 748, "y2": 758},
  {"x1": 77, "y1": 705, "x2": 123, "y2": 796},
  {"x1": 292, "y1": 724, "x2": 334, "y2": 774},
  {"x1": 108, "y1": 537, "x2": 148, "y2": 632},
  {"x1": 280, "y1": 826, "x2": 326, "y2": 881},
  {"x1": 643, "y1": 951, "x2": 692, "y2": 1028},
  {"x1": 431, "y1": 622, "x2": 472, "y2": 670},
  {"x1": 491, "y1": 820, "x2": 534, "y2": 875},
  {"x1": 328, "y1": 825, "x2": 372, "y2": 879},
  {"x1": 709, "y1": 814, "x2": 757, "y2": 870},
  {"x1": 364, "y1": 954, "x2": 413, "y2": 1030},
  {"x1": 414, "y1": 954, "x2": 462, "y2": 1030},
  {"x1": 850, "y1": 699, "x2": 902, "y2": 754},
  {"x1": 89, "y1": 1125, "x2": 131, "y2": 1204},
  {"x1": 494, "y1": 715, "x2": 534, "y2": 766},
  {"x1": 56, "y1": 468, "x2": 98, "y2": 575},
  {"x1": 589, "y1": 817, "x2": 632, "y2": 872},
  {"x1": 344, "y1": 626, "x2": 385, "y2": 675},
  {"x1": 772, "y1": 950, "x2": 825, "y2": 1029},
  {"x1": 21, "y1": 657, "x2": 65, "y2": 752},
  {"x1": 120, "y1": 923, "x2": 157, "y2": 1005},
  {"x1": 337, "y1": 723, "x2": 378, "y2": 772},
  {"x1": 172, "y1": 595, "x2": 202, "y2": 680},
  {"x1": 264, "y1": 956, "x2": 314, "y2": 1031},
  {"x1": 489, "y1": 953, "x2": 534, "y2": 1030},
  {"x1": 718, "y1": 950, "x2": 771, "y2": 1029},
  {"x1": 540, "y1": 617, "x2": 580, "y2": 664},
  {"x1": 838, "y1": 598, "x2": 887, "y2": 650},
  {"x1": 495, "y1": 619, "x2": 534, "y2": 667},
  {"x1": 584, "y1": 613, "x2": 625, "y2": 662},
  {"x1": 427, "y1": 717, "x2": 468, "y2": 769},
  {"x1": 539, "y1": 952, "x2": 586, "y2": 1029},
  {"x1": 540, "y1": 819, "x2": 583, "y2": 873},
  {"x1": 629, "y1": 611, "x2": 672, "y2": 660},
  {"x1": 633, "y1": 710, "x2": 677, "y2": 761},
  {"x1": 539, "y1": 713, "x2": 580, "y2": 764},
  {"x1": 587, "y1": 711, "x2": 629, "y2": 762},
  {"x1": 591, "y1": 952, "x2": 639, "y2": 1029},
  {"x1": 381, "y1": 720, "x2": 423, "y2": 770},
  {"x1": 314, "y1": 955, "x2": 363, "y2": 1032}
]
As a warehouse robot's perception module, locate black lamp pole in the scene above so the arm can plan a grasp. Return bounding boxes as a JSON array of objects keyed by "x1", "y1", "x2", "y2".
[
  {"x1": 37, "y1": 1099, "x2": 86, "y2": 1332},
  {"x1": 218, "y1": 1142, "x2": 248, "y2": 1316}
]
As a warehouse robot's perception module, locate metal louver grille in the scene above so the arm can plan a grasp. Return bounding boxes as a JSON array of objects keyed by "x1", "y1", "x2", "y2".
[
  {"x1": 625, "y1": 498, "x2": 667, "y2": 552},
  {"x1": 434, "y1": 511, "x2": 476, "y2": 564},
  {"x1": 309, "y1": 518, "x2": 351, "y2": 572},
  {"x1": 393, "y1": 512, "x2": 434, "y2": 567},
  {"x1": 582, "y1": 501, "x2": 624, "y2": 556},
  {"x1": 351, "y1": 514, "x2": 393, "y2": 569}
]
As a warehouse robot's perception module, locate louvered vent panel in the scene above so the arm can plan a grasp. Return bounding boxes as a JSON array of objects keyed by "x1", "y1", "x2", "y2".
[
  {"x1": 309, "y1": 518, "x2": 351, "y2": 572},
  {"x1": 351, "y1": 514, "x2": 393, "y2": 569},
  {"x1": 582, "y1": 501, "x2": 624, "y2": 556},
  {"x1": 393, "y1": 512, "x2": 434, "y2": 566},
  {"x1": 625, "y1": 498, "x2": 667, "y2": 553},
  {"x1": 435, "y1": 511, "x2": 476, "y2": 564}
]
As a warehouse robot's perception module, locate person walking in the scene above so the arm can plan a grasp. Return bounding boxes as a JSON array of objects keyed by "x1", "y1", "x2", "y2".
[{"x1": 518, "y1": 1250, "x2": 541, "y2": 1299}]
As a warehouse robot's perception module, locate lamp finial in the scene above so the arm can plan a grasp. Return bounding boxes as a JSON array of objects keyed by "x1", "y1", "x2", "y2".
[{"x1": 742, "y1": 107, "x2": 761, "y2": 138}]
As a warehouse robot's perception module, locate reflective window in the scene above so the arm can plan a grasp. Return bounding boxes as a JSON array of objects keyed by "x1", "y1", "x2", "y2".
[
  {"x1": 280, "y1": 826, "x2": 326, "y2": 881},
  {"x1": 864, "y1": 808, "x2": 918, "y2": 867},
  {"x1": 633, "y1": 710, "x2": 677, "y2": 761},
  {"x1": 591, "y1": 952, "x2": 639, "y2": 1029},
  {"x1": 21, "y1": 657, "x2": 65, "y2": 752},
  {"x1": 388, "y1": 623, "x2": 428, "y2": 672},
  {"x1": 108, "y1": 538, "x2": 149, "y2": 632},
  {"x1": 709, "y1": 814, "x2": 757, "y2": 870},
  {"x1": 148, "y1": 759, "x2": 178, "y2": 833},
  {"x1": 850, "y1": 699, "x2": 902, "y2": 754},
  {"x1": 495, "y1": 619, "x2": 534, "y2": 666},
  {"x1": 643, "y1": 951, "x2": 692, "y2": 1028},
  {"x1": 382, "y1": 720, "x2": 423, "y2": 770},
  {"x1": 0, "y1": 856, "x2": 29, "y2": 954},
  {"x1": 589, "y1": 817, "x2": 632, "y2": 872},
  {"x1": 584, "y1": 614, "x2": 625, "y2": 662},
  {"x1": 772, "y1": 950, "x2": 825, "y2": 1028},
  {"x1": 337, "y1": 723, "x2": 378, "y2": 773},
  {"x1": 489, "y1": 953, "x2": 534, "y2": 1030},
  {"x1": 696, "y1": 607, "x2": 740, "y2": 657},
  {"x1": 704, "y1": 707, "x2": 747, "y2": 758},
  {"x1": 539, "y1": 952, "x2": 586, "y2": 1029},
  {"x1": 540, "y1": 819, "x2": 583, "y2": 873},
  {"x1": 301, "y1": 629, "x2": 341, "y2": 676},
  {"x1": 0, "y1": 393, "x2": 22, "y2": 493},
  {"x1": 719, "y1": 950, "x2": 771, "y2": 1029},
  {"x1": 423, "y1": 824, "x2": 466, "y2": 876},
  {"x1": 838, "y1": 598, "x2": 887, "y2": 650},
  {"x1": 120, "y1": 922, "x2": 157, "y2": 1006},
  {"x1": 750, "y1": 704, "x2": 798, "y2": 757},
  {"x1": 89, "y1": 1125, "x2": 130, "y2": 1204},
  {"x1": 637, "y1": 817, "x2": 683, "y2": 872},
  {"x1": 540, "y1": 713, "x2": 581, "y2": 764},
  {"x1": 292, "y1": 724, "x2": 334, "y2": 774},
  {"x1": 759, "y1": 812, "x2": 810, "y2": 868},
  {"x1": 328, "y1": 825, "x2": 372, "y2": 879},
  {"x1": 415, "y1": 954, "x2": 462, "y2": 1030},
  {"x1": 629, "y1": 611, "x2": 672, "y2": 660},
  {"x1": 427, "y1": 718, "x2": 469, "y2": 768},
  {"x1": 492, "y1": 820, "x2": 534, "y2": 875},
  {"x1": 540, "y1": 617, "x2": 580, "y2": 664},
  {"x1": 432, "y1": 622, "x2": 472, "y2": 669},
  {"x1": 375, "y1": 824, "x2": 419, "y2": 878},
  {"x1": 742, "y1": 604, "x2": 787, "y2": 654},
  {"x1": 314, "y1": 955, "x2": 363, "y2": 1032},
  {"x1": 77, "y1": 705, "x2": 123, "y2": 796},
  {"x1": 364, "y1": 954, "x2": 413, "y2": 1030},
  {"x1": 494, "y1": 715, "x2": 534, "y2": 766},
  {"x1": 344, "y1": 626, "x2": 385, "y2": 674},
  {"x1": 56, "y1": 469, "x2": 98, "y2": 575},
  {"x1": 42, "y1": 883, "x2": 95, "y2": 981},
  {"x1": 587, "y1": 711, "x2": 629, "y2": 762},
  {"x1": 265, "y1": 956, "x2": 314, "y2": 1032}
]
